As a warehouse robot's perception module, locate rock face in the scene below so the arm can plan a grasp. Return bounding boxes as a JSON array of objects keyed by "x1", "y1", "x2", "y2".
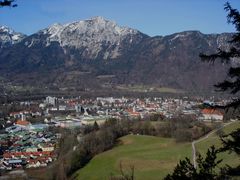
[
  {"x1": 0, "y1": 17, "x2": 234, "y2": 94},
  {"x1": 24, "y1": 16, "x2": 147, "y2": 60},
  {"x1": 0, "y1": 26, "x2": 26, "y2": 48}
]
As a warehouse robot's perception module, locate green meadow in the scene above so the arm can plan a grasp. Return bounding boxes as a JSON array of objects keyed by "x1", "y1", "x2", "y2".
[
  {"x1": 74, "y1": 121, "x2": 240, "y2": 180},
  {"x1": 74, "y1": 135, "x2": 191, "y2": 180},
  {"x1": 196, "y1": 121, "x2": 240, "y2": 168}
]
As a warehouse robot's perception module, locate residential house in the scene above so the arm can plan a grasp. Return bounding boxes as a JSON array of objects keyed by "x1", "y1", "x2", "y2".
[{"x1": 201, "y1": 108, "x2": 224, "y2": 121}]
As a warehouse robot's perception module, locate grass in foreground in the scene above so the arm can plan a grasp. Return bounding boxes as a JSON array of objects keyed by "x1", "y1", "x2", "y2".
[
  {"x1": 74, "y1": 121, "x2": 240, "y2": 180},
  {"x1": 73, "y1": 135, "x2": 191, "y2": 180},
  {"x1": 196, "y1": 121, "x2": 240, "y2": 168}
]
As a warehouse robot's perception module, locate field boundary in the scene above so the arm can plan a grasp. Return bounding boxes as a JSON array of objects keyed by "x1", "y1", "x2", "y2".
[{"x1": 192, "y1": 121, "x2": 235, "y2": 168}]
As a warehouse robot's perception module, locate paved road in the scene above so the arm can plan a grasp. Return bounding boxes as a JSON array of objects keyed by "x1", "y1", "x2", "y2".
[{"x1": 192, "y1": 121, "x2": 234, "y2": 168}]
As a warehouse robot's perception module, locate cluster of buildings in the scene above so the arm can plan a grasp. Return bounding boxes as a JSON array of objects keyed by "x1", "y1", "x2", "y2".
[
  {"x1": 93, "y1": 97, "x2": 225, "y2": 121},
  {"x1": 16, "y1": 96, "x2": 227, "y2": 125},
  {"x1": 0, "y1": 96, "x2": 227, "y2": 174},
  {"x1": 0, "y1": 125, "x2": 59, "y2": 172}
]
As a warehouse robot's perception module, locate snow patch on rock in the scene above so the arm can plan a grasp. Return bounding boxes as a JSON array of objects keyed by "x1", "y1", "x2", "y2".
[
  {"x1": 39, "y1": 16, "x2": 144, "y2": 59},
  {"x1": 0, "y1": 26, "x2": 26, "y2": 48}
]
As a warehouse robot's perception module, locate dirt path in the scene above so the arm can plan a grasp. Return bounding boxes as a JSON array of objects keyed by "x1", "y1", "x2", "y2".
[{"x1": 192, "y1": 121, "x2": 234, "y2": 168}]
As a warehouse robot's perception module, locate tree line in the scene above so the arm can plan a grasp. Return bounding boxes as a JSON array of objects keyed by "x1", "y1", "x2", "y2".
[
  {"x1": 166, "y1": 2, "x2": 240, "y2": 179},
  {"x1": 41, "y1": 114, "x2": 214, "y2": 180}
]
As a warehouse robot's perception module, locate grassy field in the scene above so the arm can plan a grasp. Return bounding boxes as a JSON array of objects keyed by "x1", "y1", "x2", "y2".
[
  {"x1": 74, "y1": 121, "x2": 240, "y2": 180},
  {"x1": 115, "y1": 85, "x2": 184, "y2": 94},
  {"x1": 196, "y1": 121, "x2": 240, "y2": 168},
  {"x1": 73, "y1": 135, "x2": 191, "y2": 180}
]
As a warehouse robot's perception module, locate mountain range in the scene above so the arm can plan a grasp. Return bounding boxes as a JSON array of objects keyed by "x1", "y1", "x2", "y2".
[{"x1": 0, "y1": 17, "x2": 233, "y2": 97}]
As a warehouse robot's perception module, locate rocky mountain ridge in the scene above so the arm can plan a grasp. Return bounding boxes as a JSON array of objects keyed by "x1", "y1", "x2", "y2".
[
  {"x1": 0, "y1": 17, "x2": 234, "y2": 95},
  {"x1": 0, "y1": 26, "x2": 26, "y2": 48},
  {"x1": 23, "y1": 16, "x2": 147, "y2": 60}
]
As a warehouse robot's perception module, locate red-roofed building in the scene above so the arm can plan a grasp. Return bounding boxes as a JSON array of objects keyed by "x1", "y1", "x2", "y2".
[
  {"x1": 201, "y1": 108, "x2": 224, "y2": 121},
  {"x1": 15, "y1": 120, "x2": 31, "y2": 126},
  {"x1": 126, "y1": 108, "x2": 141, "y2": 117}
]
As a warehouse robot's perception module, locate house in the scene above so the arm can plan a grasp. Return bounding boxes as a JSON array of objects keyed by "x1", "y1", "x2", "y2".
[
  {"x1": 25, "y1": 147, "x2": 38, "y2": 152},
  {"x1": 45, "y1": 96, "x2": 58, "y2": 106},
  {"x1": 37, "y1": 144, "x2": 55, "y2": 152},
  {"x1": 8, "y1": 159, "x2": 23, "y2": 166},
  {"x1": 126, "y1": 108, "x2": 141, "y2": 118},
  {"x1": 10, "y1": 111, "x2": 30, "y2": 119},
  {"x1": 15, "y1": 120, "x2": 31, "y2": 127},
  {"x1": 41, "y1": 146, "x2": 54, "y2": 152},
  {"x1": 5, "y1": 125, "x2": 25, "y2": 133},
  {"x1": 9, "y1": 112, "x2": 22, "y2": 119},
  {"x1": 201, "y1": 108, "x2": 224, "y2": 121}
]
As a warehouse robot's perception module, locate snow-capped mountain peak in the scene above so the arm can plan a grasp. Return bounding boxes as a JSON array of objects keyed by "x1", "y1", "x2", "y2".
[
  {"x1": 0, "y1": 26, "x2": 14, "y2": 34},
  {"x1": 0, "y1": 25, "x2": 26, "y2": 48},
  {"x1": 38, "y1": 17, "x2": 146, "y2": 59}
]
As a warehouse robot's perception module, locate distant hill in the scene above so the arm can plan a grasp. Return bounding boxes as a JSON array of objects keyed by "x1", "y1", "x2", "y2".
[{"x1": 0, "y1": 17, "x2": 234, "y2": 96}]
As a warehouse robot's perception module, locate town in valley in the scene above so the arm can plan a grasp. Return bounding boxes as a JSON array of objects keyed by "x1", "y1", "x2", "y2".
[{"x1": 0, "y1": 94, "x2": 232, "y2": 177}]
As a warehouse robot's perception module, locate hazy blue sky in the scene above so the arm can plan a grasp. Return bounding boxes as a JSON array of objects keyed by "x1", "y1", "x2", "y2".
[{"x1": 0, "y1": 0, "x2": 240, "y2": 36}]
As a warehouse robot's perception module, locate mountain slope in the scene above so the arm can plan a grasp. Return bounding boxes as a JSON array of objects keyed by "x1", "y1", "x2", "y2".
[
  {"x1": 22, "y1": 16, "x2": 148, "y2": 60},
  {"x1": 126, "y1": 31, "x2": 231, "y2": 92},
  {"x1": 0, "y1": 17, "x2": 233, "y2": 95}
]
